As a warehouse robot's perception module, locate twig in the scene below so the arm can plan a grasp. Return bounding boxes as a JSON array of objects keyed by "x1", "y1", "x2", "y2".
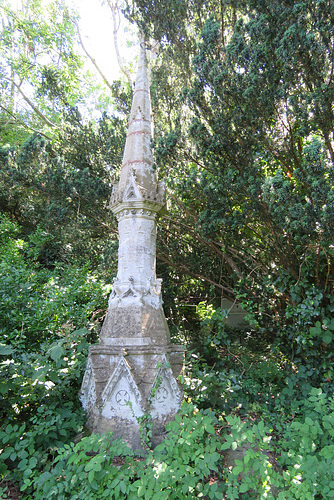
[{"x1": 72, "y1": 17, "x2": 114, "y2": 92}]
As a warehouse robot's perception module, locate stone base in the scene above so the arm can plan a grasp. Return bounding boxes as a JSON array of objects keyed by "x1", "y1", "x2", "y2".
[
  {"x1": 83, "y1": 414, "x2": 169, "y2": 452},
  {"x1": 80, "y1": 344, "x2": 184, "y2": 451}
]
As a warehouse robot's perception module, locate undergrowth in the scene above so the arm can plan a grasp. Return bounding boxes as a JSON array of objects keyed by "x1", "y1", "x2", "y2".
[{"x1": 0, "y1": 218, "x2": 334, "y2": 499}]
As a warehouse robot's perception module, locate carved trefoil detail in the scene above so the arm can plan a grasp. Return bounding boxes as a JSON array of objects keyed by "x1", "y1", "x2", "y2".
[
  {"x1": 150, "y1": 358, "x2": 183, "y2": 420},
  {"x1": 101, "y1": 357, "x2": 143, "y2": 421}
]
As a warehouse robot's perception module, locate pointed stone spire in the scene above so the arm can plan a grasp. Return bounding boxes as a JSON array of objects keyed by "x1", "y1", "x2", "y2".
[
  {"x1": 80, "y1": 41, "x2": 184, "y2": 451},
  {"x1": 110, "y1": 41, "x2": 165, "y2": 211},
  {"x1": 118, "y1": 41, "x2": 155, "y2": 193}
]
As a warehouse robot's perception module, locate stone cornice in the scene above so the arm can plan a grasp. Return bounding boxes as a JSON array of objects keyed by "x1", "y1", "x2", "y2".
[
  {"x1": 89, "y1": 343, "x2": 185, "y2": 356},
  {"x1": 110, "y1": 200, "x2": 165, "y2": 219}
]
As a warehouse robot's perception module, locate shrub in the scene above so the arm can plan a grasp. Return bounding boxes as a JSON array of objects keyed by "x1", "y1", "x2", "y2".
[{"x1": 30, "y1": 403, "x2": 225, "y2": 500}]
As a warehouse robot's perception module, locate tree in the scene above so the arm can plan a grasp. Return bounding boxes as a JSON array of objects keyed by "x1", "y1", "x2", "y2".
[
  {"x1": 126, "y1": 0, "x2": 334, "y2": 362},
  {"x1": 0, "y1": 0, "x2": 83, "y2": 141},
  {"x1": 0, "y1": 0, "x2": 134, "y2": 266}
]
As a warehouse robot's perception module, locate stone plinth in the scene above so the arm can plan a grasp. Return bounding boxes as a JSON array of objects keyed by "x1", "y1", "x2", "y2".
[{"x1": 80, "y1": 344, "x2": 184, "y2": 450}]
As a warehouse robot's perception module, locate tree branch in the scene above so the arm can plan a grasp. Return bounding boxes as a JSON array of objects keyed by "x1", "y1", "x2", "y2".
[
  {"x1": 71, "y1": 17, "x2": 114, "y2": 92},
  {"x1": 10, "y1": 80, "x2": 59, "y2": 129},
  {"x1": 105, "y1": 0, "x2": 133, "y2": 87},
  {"x1": 165, "y1": 193, "x2": 244, "y2": 278},
  {"x1": 0, "y1": 104, "x2": 53, "y2": 140},
  {"x1": 157, "y1": 249, "x2": 235, "y2": 295}
]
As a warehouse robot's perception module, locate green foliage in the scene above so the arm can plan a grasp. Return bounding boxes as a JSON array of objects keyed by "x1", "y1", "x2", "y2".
[
  {"x1": 180, "y1": 301, "x2": 334, "y2": 498},
  {"x1": 0, "y1": 403, "x2": 85, "y2": 494},
  {"x1": 129, "y1": 0, "x2": 334, "y2": 369},
  {"x1": 183, "y1": 302, "x2": 286, "y2": 416},
  {"x1": 28, "y1": 433, "x2": 135, "y2": 499},
  {"x1": 0, "y1": 113, "x2": 126, "y2": 266},
  {"x1": 0, "y1": 216, "x2": 109, "y2": 486},
  {"x1": 1, "y1": 217, "x2": 333, "y2": 499},
  {"x1": 221, "y1": 415, "x2": 273, "y2": 499},
  {"x1": 134, "y1": 403, "x2": 224, "y2": 500},
  {"x1": 0, "y1": 0, "x2": 83, "y2": 141},
  {"x1": 276, "y1": 388, "x2": 334, "y2": 499},
  {"x1": 0, "y1": 215, "x2": 109, "y2": 352},
  {"x1": 23, "y1": 403, "x2": 224, "y2": 499},
  {"x1": 1, "y1": 2, "x2": 334, "y2": 499},
  {"x1": 3, "y1": 381, "x2": 331, "y2": 499},
  {"x1": 236, "y1": 271, "x2": 334, "y2": 370},
  {"x1": 219, "y1": 388, "x2": 334, "y2": 499}
]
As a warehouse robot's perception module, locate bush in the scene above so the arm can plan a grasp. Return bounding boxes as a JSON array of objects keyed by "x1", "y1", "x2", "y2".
[
  {"x1": 28, "y1": 403, "x2": 225, "y2": 499},
  {"x1": 0, "y1": 215, "x2": 110, "y2": 495}
]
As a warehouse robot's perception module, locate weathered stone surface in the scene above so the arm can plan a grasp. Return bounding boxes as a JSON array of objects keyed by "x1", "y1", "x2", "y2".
[
  {"x1": 80, "y1": 41, "x2": 184, "y2": 451},
  {"x1": 80, "y1": 347, "x2": 183, "y2": 450},
  {"x1": 100, "y1": 302, "x2": 170, "y2": 344}
]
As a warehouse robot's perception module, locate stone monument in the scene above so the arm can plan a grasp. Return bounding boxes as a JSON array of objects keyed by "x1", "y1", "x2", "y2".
[{"x1": 80, "y1": 42, "x2": 184, "y2": 450}]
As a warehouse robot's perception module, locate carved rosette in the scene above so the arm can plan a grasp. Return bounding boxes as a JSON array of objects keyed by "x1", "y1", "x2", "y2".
[
  {"x1": 101, "y1": 357, "x2": 143, "y2": 421},
  {"x1": 150, "y1": 357, "x2": 183, "y2": 421}
]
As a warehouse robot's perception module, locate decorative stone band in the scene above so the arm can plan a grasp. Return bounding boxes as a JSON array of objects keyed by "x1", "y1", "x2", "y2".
[
  {"x1": 132, "y1": 88, "x2": 150, "y2": 96},
  {"x1": 89, "y1": 343, "x2": 185, "y2": 356},
  {"x1": 109, "y1": 189, "x2": 166, "y2": 212},
  {"x1": 100, "y1": 337, "x2": 160, "y2": 347},
  {"x1": 126, "y1": 130, "x2": 151, "y2": 138},
  {"x1": 113, "y1": 207, "x2": 162, "y2": 223}
]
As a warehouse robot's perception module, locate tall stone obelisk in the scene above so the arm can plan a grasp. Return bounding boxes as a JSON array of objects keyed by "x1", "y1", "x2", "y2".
[{"x1": 80, "y1": 42, "x2": 184, "y2": 450}]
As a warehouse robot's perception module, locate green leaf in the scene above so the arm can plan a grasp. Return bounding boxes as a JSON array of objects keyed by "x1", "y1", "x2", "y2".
[
  {"x1": 0, "y1": 381, "x2": 14, "y2": 395},
  {"x1": 0, "y1": 344, "x2": 13, "y2": 356},
  {"x1": 323, "y1": 331, "x2": 333, "y2": 344},
  {"x1": 70, "y1": 474, "x2": 78, "y2": 486},
  {"x1": 0, "y1": 447, "x2": 14, "y2": 460},
  {"x1": 20, "y1": 478, "x2": 32, "y2": 492},
  {"x1": 310, "y1": 321, "x2": 322, "y2": 336},
  {"x1": 49, "y1": 344, "x2": 63, "y2": 362},
  {"x1": 232, "y1": 464, "x2": 243, "y2": 476},
  {"x1": 204, "y1": 422, "x2": 215, "y2": 434},
  {"x1": 28, "y1": 456, "x2": 38, "y2": 469},
  {"x1": 210, "y1": 482, "x2": 218, "y2": 492},
  {"x1": 138, "y1": 485, "x2": 145, "y2": 497},
  {"x1": 88, "y1": 469, "x2": 95, "y2": 484},
  {"x1": 239, "y1": 483, "x2": 250, "y2": 493},
  {"x1": 120, "y1": 481, "x2": 127, "y2": 494}
]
